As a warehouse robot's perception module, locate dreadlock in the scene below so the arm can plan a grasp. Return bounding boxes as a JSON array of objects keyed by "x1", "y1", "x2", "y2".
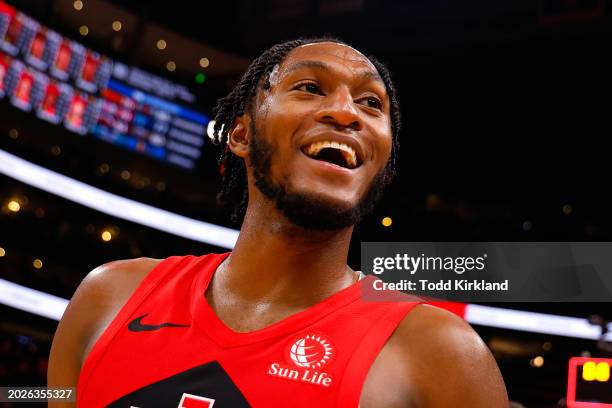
[{"x1": 210, "y1": 37, "x2": 402, "y2": 223}]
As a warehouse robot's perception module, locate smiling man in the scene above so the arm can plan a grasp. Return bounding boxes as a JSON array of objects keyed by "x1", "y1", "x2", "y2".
[{"x1": 48, "y1": 38, "x2": 508, "y2": 407}]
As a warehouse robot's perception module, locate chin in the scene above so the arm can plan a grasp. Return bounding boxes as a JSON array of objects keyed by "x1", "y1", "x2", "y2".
[
  {"x1": 275, "y1": 188, "x2": 364, "y2": 231},
  {"x1": 288, "y1": 186, "x2": 359, "y2": 211}
]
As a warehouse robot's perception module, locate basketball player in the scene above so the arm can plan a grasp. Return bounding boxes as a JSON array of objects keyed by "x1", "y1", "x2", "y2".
[{"x1": 48, "y1": 38, "x2": 508, "y2": 407}]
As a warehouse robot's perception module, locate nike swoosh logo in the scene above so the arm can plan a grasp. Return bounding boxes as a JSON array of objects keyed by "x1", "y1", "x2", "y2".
[{"x1": 128, "y1": 313, "x2": 190, "y2": 332}]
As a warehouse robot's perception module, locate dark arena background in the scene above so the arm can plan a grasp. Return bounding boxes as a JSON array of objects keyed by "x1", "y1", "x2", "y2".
[{"x1": 1, "y1": 0, "x2": 611, "y2": 407}]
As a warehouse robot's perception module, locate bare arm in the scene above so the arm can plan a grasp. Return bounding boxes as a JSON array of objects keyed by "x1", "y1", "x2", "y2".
[
  {"x1": 47, "y1": 258, "x2": 159, "y2": 408},
  {"x1": 403, "y1": 304, "x2": 509, "y2": 407},
  {"x1": 361, "y1": 303, "x2": 508, "y2": 408}
]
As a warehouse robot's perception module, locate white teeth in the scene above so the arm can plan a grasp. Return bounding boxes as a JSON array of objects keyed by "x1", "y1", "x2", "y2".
[{"x1": 304, "y1": 141, "x2": 358, "y2": 168}]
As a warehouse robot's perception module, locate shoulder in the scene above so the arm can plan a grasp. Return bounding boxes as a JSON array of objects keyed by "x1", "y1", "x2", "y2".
[
  {"x1": 80, "y1": 257, "x2": 164, "y2": 300},
  {"x1": 72, "y1": 257, "x2": 165, "y2": 357},
  {"x1": 48, "y1": 257, "x2": 164, "y2": 397},
  {"x1": 394, "y1": 303, "x2": 483, "y2": 353},
  {"x1": 392, "y1": 304, "x2": 508, "y2": 407},
  {"x1": 361, "y1": 303, "x2": 508, "y2": 407}
]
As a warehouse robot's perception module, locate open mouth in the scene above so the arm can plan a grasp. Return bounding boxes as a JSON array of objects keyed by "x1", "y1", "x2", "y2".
[{"x1": 301, "y1": 141, "x2": 361, "y2": 170}]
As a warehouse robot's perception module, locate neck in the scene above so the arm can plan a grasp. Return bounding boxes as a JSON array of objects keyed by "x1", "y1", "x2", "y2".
[{"x1": 213, "y1": 199, "x2": 356, "y2": 308}]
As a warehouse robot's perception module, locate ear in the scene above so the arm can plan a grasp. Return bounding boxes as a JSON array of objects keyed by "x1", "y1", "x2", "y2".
[{"x1": 228, "y1": 113, "x2": 251, "y2": 159}]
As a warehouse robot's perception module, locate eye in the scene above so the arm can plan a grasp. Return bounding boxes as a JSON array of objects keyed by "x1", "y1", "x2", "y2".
[
  {"x1": 295, "y1": 82, "x2": 323, "y2": 95},
  {"x1": 359, "y1": 96, "x2": 383, "y2": 110}
]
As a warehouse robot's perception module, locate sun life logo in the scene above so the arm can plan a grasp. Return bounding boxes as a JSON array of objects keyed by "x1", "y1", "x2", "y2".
[
  {"x1": 289, "y1": 333, "x2": 334, "y2": 369},
  {"x1": 268, "y1": 333, "x2": 336, "y2": 387}
]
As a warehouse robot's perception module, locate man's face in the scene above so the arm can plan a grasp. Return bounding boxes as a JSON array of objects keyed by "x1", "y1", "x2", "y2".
[{"x1": 246, "y1": 42, "x2": 393, "y2": 230}]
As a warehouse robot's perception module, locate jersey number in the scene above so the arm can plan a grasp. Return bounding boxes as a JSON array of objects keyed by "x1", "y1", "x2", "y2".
[{"x1": 177, "y1": 393, "x2": 215, "y2": 408}]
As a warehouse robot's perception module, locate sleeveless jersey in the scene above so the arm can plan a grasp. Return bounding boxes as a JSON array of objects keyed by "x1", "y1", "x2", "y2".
[{"x1": 77, "y1": 253, "x2": 421, "y2": 407}]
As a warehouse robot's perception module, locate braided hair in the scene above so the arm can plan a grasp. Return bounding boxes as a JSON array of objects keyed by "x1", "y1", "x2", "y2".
[{"x1": 210, "y1": 37, "x2": 401, "y2": 223}]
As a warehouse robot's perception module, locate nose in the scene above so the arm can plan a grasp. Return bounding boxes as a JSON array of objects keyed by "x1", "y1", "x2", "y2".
[{"x1": 314, "y1": 86, "x2": 363, "y2": 131}]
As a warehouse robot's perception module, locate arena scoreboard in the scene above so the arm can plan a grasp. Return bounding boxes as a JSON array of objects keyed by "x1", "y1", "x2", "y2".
[
  {"x1": 0, "y1": 1, "x2": 207, "y2": 170},
  {"x1": 567, "y1": 357, "x2": 612, "y2": 407}
]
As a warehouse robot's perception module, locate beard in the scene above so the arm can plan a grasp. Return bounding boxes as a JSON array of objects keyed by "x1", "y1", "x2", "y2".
[{"x1": 249, "y1": 125, "x2": 392, "y2": 231}]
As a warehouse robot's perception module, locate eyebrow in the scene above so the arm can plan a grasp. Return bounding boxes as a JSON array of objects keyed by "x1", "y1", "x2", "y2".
[{"x1": 282, "y1": 60, "x2": 385, "y2": 86}]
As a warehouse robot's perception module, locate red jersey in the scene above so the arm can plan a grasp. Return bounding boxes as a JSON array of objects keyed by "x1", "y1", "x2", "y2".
[{"x1": 77, "y1": 253, "x2": 421, "y2": 407}]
